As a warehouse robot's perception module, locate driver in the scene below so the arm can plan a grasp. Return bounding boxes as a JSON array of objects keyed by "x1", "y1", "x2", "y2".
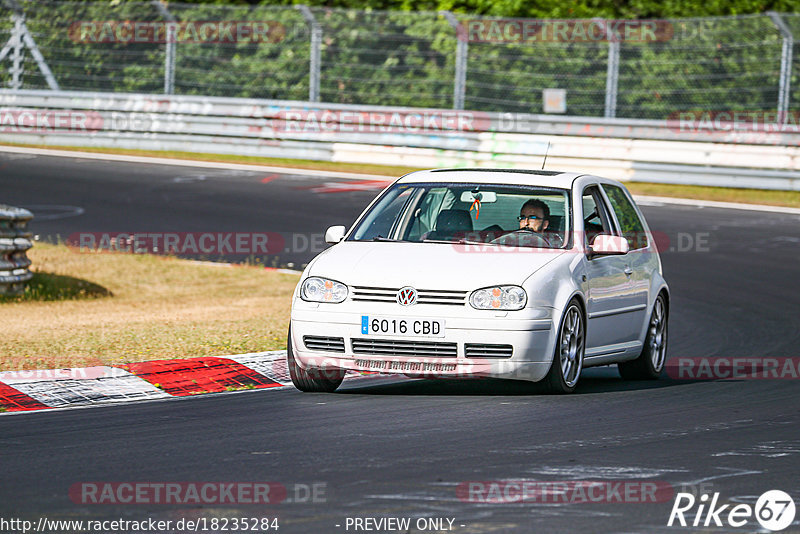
[{"x1": 518, "y1": 199, "x2": 550, "y2": 233}]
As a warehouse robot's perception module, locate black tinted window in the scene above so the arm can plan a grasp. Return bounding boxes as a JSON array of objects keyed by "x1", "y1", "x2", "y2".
[
  {"x1": 603, "y1": 185, "x2": 648, "y2": 250},
  {"x1": 582, "y1": 186, "x2": 614, "y2": 246}
]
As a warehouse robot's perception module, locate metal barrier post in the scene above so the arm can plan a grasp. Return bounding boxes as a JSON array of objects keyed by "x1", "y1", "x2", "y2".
[
  {"x1": 296, "y1": 5, "x2": 321, "y2": 103},
  {"x1": 441, "y1": 11, "x2": 467, "y2": 111},
  {"x1": 4, "y1": 0, "x2": 59, "y2": 90},
  {"x1": 604, "y1": 34, "x2": 620, "y2": 118},
  {"x1": 768, "y1": 12, "x2": 793, "y2": 124},
  {"x1": 152, "y1": 0, "x2": 177, "y2": 95},
  {"x1": 9, "y1": 14, "x2": 23, "y2": 90}
]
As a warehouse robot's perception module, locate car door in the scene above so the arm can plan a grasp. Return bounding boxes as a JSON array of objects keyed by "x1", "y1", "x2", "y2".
[
  {"x1": 582, "y1": 185, "x2": 640, "y2": 352},
  {"x1": 601, "y1": 183, "x2": 652, "y2": 342}
]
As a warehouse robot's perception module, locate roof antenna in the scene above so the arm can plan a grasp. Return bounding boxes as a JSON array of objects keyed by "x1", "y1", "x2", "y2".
[{"x1": 541, "y1": 141, "x2": 551, "y2": 170}]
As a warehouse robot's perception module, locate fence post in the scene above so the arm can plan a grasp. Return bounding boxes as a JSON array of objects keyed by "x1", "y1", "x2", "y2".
[
  {"x1": 4, "y1": 0, "x2": 59, "y2": 90},
  {"x1": 9, "y1": 14, "x2": 23, "y2": 89},
  {"x1": 441, "y1": 11, "x2": 467, "y2": 110},
  {"x1": 768, "y1": 12, "x2": 793, "y2": 124},
  {"x1": 296, "y1": 5, "x2": 321, "y2": 103},
  {"x1": 604, "y1": 39, "x2": 620, "y2": 118},
  {"x1": 152, "y1": 0, "x2": 177, "y2": 95}
]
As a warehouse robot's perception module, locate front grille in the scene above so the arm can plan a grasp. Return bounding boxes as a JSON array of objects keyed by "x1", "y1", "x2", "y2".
[
  {"x1": 352, "y1": 338, "x2": 458, "y2": 358},
  {"x1": 303, "y1": 336, "x2": 345, "y2": 353},
  {"x1": 465, "y1": 344, "x2": 514, "y2": 358},
  {"x1": 351, "y1": 286, "x2": 466, "y2": 306}
]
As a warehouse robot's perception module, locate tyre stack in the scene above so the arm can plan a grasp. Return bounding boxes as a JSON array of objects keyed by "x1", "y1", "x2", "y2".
[{"x1": 0, "y1": 205, "x2": 34, "y2": 296}]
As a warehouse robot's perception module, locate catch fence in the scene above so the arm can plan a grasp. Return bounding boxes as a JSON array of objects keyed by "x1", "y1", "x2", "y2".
[{"x1": 1, "y1": 2, "x2": 799, "y2": 120}]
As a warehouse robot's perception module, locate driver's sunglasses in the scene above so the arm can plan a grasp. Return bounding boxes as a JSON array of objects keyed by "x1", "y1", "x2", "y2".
[{"x1": 517, "y1": 215, "x2": 542, "y2": 221}]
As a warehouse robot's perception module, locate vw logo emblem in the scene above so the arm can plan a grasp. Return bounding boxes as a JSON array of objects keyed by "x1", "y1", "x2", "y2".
[{"x1": 397, "y1": 286, "x2": 417, "y2": 306}]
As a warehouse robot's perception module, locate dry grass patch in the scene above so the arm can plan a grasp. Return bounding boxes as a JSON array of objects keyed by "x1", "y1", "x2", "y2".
[{"x1": 0, "y1": 243, "x2": 299, "y2": 371}]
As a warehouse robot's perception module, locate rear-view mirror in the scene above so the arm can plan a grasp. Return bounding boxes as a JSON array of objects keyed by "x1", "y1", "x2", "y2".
[{"x1": 460, "y1": 191, "x2": 497, "y2": 203}]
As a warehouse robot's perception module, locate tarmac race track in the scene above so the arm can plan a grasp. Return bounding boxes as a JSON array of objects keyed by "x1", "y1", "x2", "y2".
[{"x1": 1, "y1": 152, "x2": 799, "y2": 533}]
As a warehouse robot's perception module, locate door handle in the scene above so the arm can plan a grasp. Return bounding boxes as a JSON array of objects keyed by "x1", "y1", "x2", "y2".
[{"x1": 624, "y1": 267, "x2": 633, "y2": 276}]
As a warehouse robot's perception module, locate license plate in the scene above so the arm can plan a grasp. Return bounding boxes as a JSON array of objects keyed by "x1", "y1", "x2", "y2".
[{"x1": 361, "y1": 316, "x2": 445, "y2": 337}]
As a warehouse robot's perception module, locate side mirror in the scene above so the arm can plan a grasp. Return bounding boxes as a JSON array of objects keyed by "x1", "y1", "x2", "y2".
[
  {"x1": 589, "y1": 234, "x2": 629, "y2": 257},
  {"x1": 324, "y1": 225, "x2": 346, "y2": 244}
]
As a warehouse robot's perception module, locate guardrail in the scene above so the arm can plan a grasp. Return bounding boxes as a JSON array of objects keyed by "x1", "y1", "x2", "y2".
[
  {"x1": 0, "y1": 89, "x2": 799, "y2": 190},
  {"x1": 0, "y1": 204, "x2": 33, "y2": 296}
]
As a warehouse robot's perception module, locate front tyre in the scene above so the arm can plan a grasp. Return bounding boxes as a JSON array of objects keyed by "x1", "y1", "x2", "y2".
[
  {"x1": 287, "y1": 325, "x2": 344, "y2": 392},
  {"x1": 618, "y1": 293, "x2": 668, "y2": 380},
  {"x1": 544, "y1": 300, "x2": 585, "y2": 394}
]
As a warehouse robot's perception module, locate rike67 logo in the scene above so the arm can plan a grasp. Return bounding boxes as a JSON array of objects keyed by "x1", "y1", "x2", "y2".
[{"x1": 668, "y1": 490, "x2": 795, "y2": 531}]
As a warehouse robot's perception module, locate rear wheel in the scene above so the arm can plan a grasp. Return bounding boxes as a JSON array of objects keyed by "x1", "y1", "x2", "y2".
[
  {"x1": 618, "y1": 293, "x2": 668, "y2": 380},
  {"x1": 544, "y1": 300, "x2": 585, "y2": 394},
  {"x1": 287, "y1": 325, "x2": 344, "y2": 392}
]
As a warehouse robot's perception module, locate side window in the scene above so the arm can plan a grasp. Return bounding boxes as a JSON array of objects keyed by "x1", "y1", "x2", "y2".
[
  {"x1": 603, "y1": 185, "x2": 648, "y2": 250},
  {"x1": 582, "y1": 186, "x2": 614, "y2": 246},
  {"x1": 352, "y1": 188, "x2": 412, "y2": 240},
  {"x1": 406, "y1": 188, "x2": 455, "y2": 240}
]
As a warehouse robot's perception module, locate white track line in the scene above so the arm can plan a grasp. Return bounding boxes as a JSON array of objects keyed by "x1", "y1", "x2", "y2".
[
  {"x1": 2, "y1": 144, "x2": 799, "y2": 214},
  {"x1": 632, "y1": 194, "x2": 800, "y2": 215},
  {"x1": 0, "y1": 144, "x2": 394, "y2": 180}
]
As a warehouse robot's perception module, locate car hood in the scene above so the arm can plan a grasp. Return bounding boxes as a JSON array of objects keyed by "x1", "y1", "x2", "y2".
[{"x1": 307, "y1": 241, "x2": 565, "y2": 290}]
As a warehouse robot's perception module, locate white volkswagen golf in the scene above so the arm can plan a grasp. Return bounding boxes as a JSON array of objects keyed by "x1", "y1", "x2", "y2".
[{"x1": 288, "y1": 169, "x2": 669, "y2": 393}]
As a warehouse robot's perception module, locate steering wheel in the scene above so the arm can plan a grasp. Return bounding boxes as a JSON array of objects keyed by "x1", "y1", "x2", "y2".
[
  {"x1": 544, "y1": 231, "x2": 564, "y2": 248},
  {"x1": 490, "y1": 228, "x2": 552, "y2": 247}
]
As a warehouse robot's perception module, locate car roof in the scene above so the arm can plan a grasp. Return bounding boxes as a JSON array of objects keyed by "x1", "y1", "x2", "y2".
[{"x1": 397, "y1": 168, "x2": 587, "y2": 189}]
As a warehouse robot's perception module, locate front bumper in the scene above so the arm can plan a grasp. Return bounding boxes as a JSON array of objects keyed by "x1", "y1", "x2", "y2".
[{"x1": 290, "y1": 303, "x2": 557, "y2": 383}]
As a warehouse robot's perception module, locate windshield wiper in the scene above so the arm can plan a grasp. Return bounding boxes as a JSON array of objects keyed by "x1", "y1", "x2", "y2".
[
  {"x1": 422, "y1": 238, "x2": 486, "y2": 245},
  {"x1": 372, "y1": 236, "x2": 396, "y2": 242}
]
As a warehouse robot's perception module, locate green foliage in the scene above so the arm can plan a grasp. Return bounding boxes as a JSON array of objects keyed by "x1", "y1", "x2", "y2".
[
  {"x1": 265, "y1": 0, "x2": 800, "y2": 18},
  {"x1": 3, "y1": 1, "x2": 798, "y2": 118},
  {"x1": 314, "y1": 8, "x2": 456, "y2": 107}
]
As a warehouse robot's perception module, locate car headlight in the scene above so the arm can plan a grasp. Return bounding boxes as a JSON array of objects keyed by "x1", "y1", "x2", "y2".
[
  {"x1": 469, "y1": 285, "x2": 527, "y2": 310},
  {"x1": 300, "y1": 277, "x2": 348, "y2": 303}
]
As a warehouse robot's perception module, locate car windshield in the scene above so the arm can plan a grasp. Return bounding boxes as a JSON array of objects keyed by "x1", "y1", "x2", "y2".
[{"x1": 348, "y1": 182, "x2": 571, "y2": 249}]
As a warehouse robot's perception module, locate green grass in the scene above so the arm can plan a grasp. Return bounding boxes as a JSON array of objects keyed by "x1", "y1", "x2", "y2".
[{"x1": 626, "y1": 182, "x2": 800, "y2": 209}]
